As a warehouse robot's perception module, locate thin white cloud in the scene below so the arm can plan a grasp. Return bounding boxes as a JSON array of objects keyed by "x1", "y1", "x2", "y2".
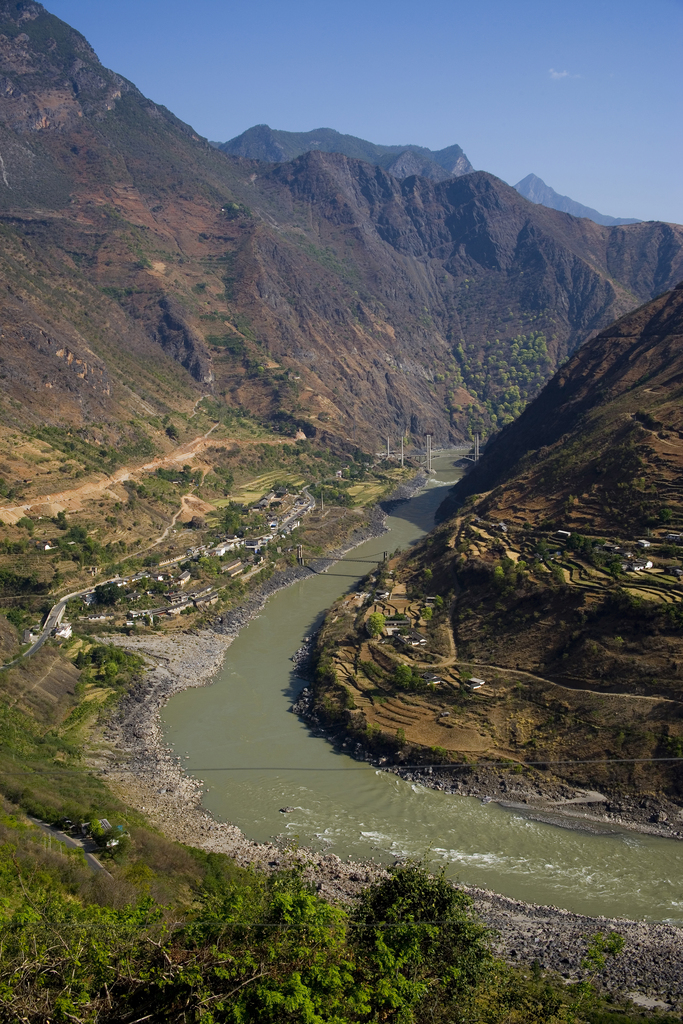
[{"x1": 548, "y1": 68, "x2": 581, "y2": 80}]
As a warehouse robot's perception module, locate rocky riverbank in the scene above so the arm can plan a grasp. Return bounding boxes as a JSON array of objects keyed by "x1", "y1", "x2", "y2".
[
  {"x1": 467, "y1": 886, "x2": 683, "y2": 1011},
  {"x1": 93, "y1": 480, "x2": 420, "y2": 881}
]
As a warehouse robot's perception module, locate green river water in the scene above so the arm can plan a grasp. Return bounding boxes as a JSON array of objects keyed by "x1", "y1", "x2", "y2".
[{"x1": 162, "y1": 455, "x2": 683, "y2": 923}]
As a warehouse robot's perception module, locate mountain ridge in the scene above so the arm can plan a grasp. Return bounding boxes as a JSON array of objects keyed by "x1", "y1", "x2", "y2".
[
  {"x1": 214, "y1": 124, "x2": 473, "y2": 182},
  {"x1": 514, "y1": 173, "x2": 641, "y2": 227}
]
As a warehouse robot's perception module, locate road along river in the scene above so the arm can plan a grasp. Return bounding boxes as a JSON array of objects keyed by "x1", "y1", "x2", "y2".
[{"x1": 162, "y1": 454, "x2": 683, "y2": 924}]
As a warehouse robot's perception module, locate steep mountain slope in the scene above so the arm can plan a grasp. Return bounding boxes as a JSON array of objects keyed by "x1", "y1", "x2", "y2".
[
  {"x1": 0, "y1": 0, "x2": 682, "y2": 453},
  {"x1": 215, "y1": 124, "x2": 473, "y2": 182},
  {"x1": 316, "y1": 289, "x2": 683, "y2": 805},
  {"x1": 446, "y1": 282, "x2": 683, "y2": 530},
  {"x1": 514, "y1": 174, "x2": 641, "y2": 226},
  {"x1": 234, "y1": 156, "x2": 683, "y2": 438}
]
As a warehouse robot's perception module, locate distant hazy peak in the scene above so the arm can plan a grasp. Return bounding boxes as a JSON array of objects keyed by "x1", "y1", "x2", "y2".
[
  {"x1": 216, "y1": 124, "x2": 473, "y2": 183},
  {"x1": 514, "y1": 173, "x2": 640, "y2": 227}
]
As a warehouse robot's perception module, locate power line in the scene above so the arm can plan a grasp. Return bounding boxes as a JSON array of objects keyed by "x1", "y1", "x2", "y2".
[{"x1": 1, "y1": 756, "x2": 682, "y2": 776}]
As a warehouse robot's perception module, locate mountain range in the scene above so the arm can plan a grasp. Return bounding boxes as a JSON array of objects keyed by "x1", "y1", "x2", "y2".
[
  {"x1": 514, "y1": 173, "x2": 641, "y2": 226},
  {"x1": 213, "y1": 125, "x2": 473, "y2": 183},
  {"x1": 217, "y1": 127, "x2": 643, "y2": 228},
  {"x1": 0, "y1": 0, "x2": 681, "y2": 454},
  {"x1": 429, "y1": 282, "x2": 683, "y2": 730}
]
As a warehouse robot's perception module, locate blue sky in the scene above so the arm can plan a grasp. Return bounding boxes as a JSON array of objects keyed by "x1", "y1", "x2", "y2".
[{"x1": 46, "y1": 0, "x2": 683, "y2": 223}]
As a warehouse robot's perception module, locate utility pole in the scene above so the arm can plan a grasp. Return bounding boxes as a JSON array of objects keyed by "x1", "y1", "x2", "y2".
[
  {"x1": 426, "y1": 434, "x2": 432, "y2": 473},
  {"x1": 400, "y1": 436, "x2": 404, "y2": 467},
  {"x1": 321, "y1": 487, "x2": 324, "y2": 512},
  {"x1": 386, "y1": 437, "x2": 390, "y2": 459},
  {"x1": 474, "y1": 432, "x2": 480, "y2": 462}
]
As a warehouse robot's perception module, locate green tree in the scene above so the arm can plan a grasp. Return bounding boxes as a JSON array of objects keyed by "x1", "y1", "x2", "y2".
[
  {"x1": 354, "y1": 864, "x2": 494, "y2": 1022},
  {"x1": 94, "y1": 581, "x2": 120, "y2": 606},
  {"x1": 575, "y1": 931, "x2": 625, "y2": 1008},
  {"x1": 394, "y1": 663, "x2": 413, "y2": 688},
  {"x1": 221, "y1": 501, "x2": 243, "y2": 535},
  {"x1": 367, "y1": 612, "x2": 386, "y2": 637}
]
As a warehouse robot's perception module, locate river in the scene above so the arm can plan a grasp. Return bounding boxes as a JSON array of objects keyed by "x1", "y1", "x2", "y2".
[{"x1": 162, "y1": 454, "x2": 683, "y2": 923}]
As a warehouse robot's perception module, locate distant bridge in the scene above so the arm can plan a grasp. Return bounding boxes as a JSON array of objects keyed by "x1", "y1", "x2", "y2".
[{"x1": 296, "y1": 547, "x2": 388, "y2": 567}]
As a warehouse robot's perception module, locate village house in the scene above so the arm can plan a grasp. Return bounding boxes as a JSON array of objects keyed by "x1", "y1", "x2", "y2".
[
  {"x1": 166, "y1": 602, "x2": 190, "y2": 616},
  {"x1": 221, "y1": 559, "x2": 244, "y2": 577},
  {"x1": 383, "y1": 617, "x2": 411, "y2": 636},
  {"x1": 421, "y1": 672, "x2": 443, "y2": 684},
  {"x1": 245, "y1": 533, "x2": 273, "y2": 554},
  {"x1": 397, "y1": 629, "x2": 428, "y2": 647},
  {"x1": 211, "y1": 538, "x2": 241, "y2": 557}
]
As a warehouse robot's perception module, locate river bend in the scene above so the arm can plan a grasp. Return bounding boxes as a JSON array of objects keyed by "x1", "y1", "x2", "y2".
[{"x1": 162, "y1": 456, "x2": 683, "y2": 923}]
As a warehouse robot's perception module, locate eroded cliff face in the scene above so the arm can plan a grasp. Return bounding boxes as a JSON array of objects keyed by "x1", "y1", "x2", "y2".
[{"x1": 0, "y1": 1, "x2": 682, "y2": 448}]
